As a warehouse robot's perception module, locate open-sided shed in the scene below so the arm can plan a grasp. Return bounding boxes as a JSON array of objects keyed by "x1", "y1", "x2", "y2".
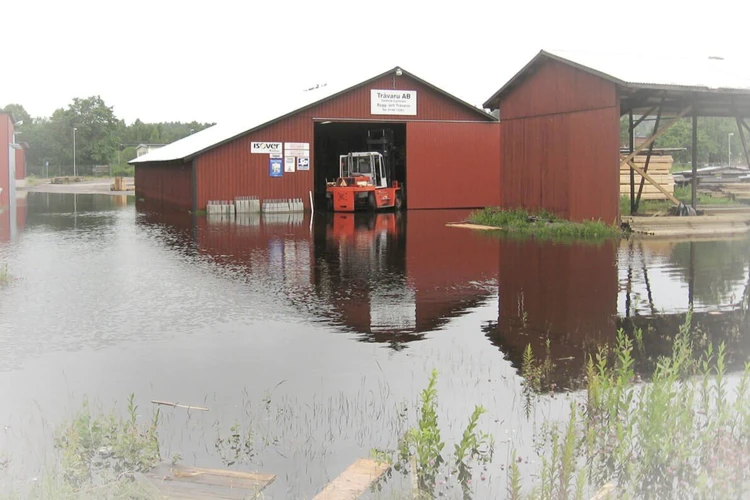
[
  {"x1": 131, "y1": 67, "x2": 500, "y2": 213},
  {"x1": 484, "y1": 50, "x2": 750, "y2": 222}
]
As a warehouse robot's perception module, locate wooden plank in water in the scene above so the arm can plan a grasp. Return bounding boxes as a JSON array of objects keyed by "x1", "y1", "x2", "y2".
[
  {"x1": 141, "y1": 462, "x2": 275, "y2": 499},
  {"x1": 313, "y1": 458, "x2": 389, "y2": 500}
]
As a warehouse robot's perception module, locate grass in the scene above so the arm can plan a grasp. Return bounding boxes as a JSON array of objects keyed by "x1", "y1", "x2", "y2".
[
  {"x1": 0, "y1": 264, "x2": 8, "y2": 286},
  {"x1": 622, "y1": 185, "x2": 734, "y2": 215},
  {"x1": 512, "y1": 314, "x2": 750, "y2": 499},
  {"x1": 468, "y1": 208, "x2": 621, "y2": 240}
]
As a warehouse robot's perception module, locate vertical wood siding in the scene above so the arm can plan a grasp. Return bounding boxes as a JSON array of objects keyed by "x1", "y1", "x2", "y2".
[
  {"x1": 498, "y1": 60, "x2": 620, "y2": 222},
  {"x1": 134, "y1": 161, "x2": 193, "y2": 211},
  {"x1": 500, "y1": 59, "x2": 617, "y2": 120},
  {"x1": 405, "y1": 122, "x2": 501, "y2": 209},
  {"x1": 0, "y1": 115, "x2": 11, "y2": 210},
  {"x1": 15, "y1": 147, "x2": 26, "y2": 180}
]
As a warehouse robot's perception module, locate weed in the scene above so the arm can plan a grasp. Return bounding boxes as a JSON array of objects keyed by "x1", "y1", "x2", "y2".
[
  {"x1": 376, "y1": 370, "x2": 493, "y2": 498},
  {"x1": 468, "y1": 208, "x2": 621, "y2": 241},
  {"x1": 53, "y1": 394, "x2": 160, "y2": 488},
  {"x1": 0, "y1": 264, "x2": 8, "y2": 286},
  {"x1": 511, "y1": 316, "x2": 750, "y2": 499}
]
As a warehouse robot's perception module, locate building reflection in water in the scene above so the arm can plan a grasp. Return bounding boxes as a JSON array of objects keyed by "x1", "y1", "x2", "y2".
[{"x1": 136, "y1": 201, "x2": 750, "y2": 384}]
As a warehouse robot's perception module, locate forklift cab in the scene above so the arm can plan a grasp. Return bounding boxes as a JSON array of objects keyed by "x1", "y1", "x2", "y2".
[{"x1": 339, "y1": 152, "x2": 387, "y2": 188}]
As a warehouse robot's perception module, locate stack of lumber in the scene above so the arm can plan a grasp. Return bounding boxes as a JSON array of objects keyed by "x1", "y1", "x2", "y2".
[
  {"x1": 718, "y1": 183, "x2": 750, "y2": 201},
  {"x1": 622, "y1": 213, "x2": 750, "y2": 238},
  {"x1": 111, "y1": 177, "x2": 135, "y2": 191},
  {"x1": 620, "y1": 155, "x2": 675, "y2": 200}
]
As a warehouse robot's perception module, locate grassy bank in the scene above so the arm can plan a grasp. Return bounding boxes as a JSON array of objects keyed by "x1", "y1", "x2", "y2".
[{"x1": 468, "y1": 208, "x2": 621, "y2": 240}]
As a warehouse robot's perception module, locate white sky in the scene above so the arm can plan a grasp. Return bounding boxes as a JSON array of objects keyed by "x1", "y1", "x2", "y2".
[{"x1": 2, "y1": 0, "x2": 748, "y2": 125}]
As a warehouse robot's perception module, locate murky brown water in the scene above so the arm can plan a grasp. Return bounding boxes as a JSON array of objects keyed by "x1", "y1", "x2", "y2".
[{"x1": 1, "y1": 193, "x2": 749, "y2": 498}]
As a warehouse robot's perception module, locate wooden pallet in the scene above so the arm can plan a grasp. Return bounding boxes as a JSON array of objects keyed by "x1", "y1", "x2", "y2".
[{"x1": 137, "y1": 463, "x2": 275, "y2": 499}]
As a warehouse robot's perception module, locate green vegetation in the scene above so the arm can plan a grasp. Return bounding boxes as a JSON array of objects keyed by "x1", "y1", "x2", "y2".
[
  {"x1": 468, "y1": 208, "x2": 621, "y2": 240},
  {"x1": 621, "y1": 185, "x2": 734, "y2": 215},
  {"x1": 0, "y1": 101, "x2": 212, "y2": 177},
  {"x1": 620, "y1": 116, "x2": 742, "y2": 166},
  {"x1": 0, "y1": 264, "x2": 9, "y2": 285},
  {"x1": 513, "y1": 315, "x2": 750, "y2": 499},
  {"x1": 373, "y1": 370, "x2": 494, "y2": 499},
  {"x1": 54, "y1": 394, "x2": 160, "y2": 488}
]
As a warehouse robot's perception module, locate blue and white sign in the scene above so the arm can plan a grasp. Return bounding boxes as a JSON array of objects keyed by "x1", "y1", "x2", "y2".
[
  {"x1": 297, "y1": 157, "x2": 310, "y2": 171},
  {"x1": 270, "y1": 157, "x2": 283, "y2": 177}
]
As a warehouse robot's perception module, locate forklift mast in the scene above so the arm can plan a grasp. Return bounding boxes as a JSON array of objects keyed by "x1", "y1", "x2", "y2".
[{"x1": 367, "y1": 129, "x2": 395, "y2": 184}]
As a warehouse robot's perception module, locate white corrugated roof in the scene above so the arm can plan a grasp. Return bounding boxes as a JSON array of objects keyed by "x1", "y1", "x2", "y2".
[
  {"x1": 545, "y1": 49, "x2": 750, "y2": 91},
  {"x1": 131, "y1": 66, "x2": 493, "y2": 164},
  {"x1": 130, "y1": 79, "x2": 352, "y2": 164},
  {"x1": 485, "y1": 49, "x2": 750, "y2": 109}
]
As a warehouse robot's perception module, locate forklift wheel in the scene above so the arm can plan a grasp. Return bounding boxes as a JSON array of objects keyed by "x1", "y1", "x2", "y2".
[
  {"x1": 368, "y1": 192, "x2": 377, "y2": 211},
  {"x1": 395, "y1": 191, "x2": 404, "y2": 210}
]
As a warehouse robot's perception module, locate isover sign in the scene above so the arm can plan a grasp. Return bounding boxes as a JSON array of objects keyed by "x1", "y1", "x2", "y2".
[
  {"x1": 370, "y1": 90, "x2": 417, "y2": 115},
  {"x1": 250, "y1": 142, "x2": 283, "y2": 154}
]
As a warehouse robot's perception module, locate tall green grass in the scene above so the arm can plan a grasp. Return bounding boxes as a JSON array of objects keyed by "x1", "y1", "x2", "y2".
[
  {"x1": 512, "y1": 314, "x2": 750, "y2": 499},
  {"x1": 468, "y1": 208, "x2": 620, "y2": 240}
]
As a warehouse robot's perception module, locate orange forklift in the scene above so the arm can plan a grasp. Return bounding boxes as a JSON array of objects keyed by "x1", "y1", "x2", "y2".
[{"x1": 326, "y1": 129, "x2": 403, "y2": 212}]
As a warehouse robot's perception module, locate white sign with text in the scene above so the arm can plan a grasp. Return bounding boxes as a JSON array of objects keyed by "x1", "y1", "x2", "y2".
[{"x1": 371, "y1": 90, "x2": 417, "y2": 115}]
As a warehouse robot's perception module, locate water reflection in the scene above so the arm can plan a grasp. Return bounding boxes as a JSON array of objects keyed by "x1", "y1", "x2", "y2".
[
  {"x1": 485, "y1": 237, "x2": 750, "y2": 387},
  {"x1": 134, "y1": 206, "x2": 500, "y2": 350},
  {"x1": 5, "y1": 194, "x2": 750, "y2": 383}
]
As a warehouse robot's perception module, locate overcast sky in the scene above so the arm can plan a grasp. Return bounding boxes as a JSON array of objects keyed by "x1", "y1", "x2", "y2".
[{"x1": 2, "y1": 0, "x2": 748, "y2": 125}]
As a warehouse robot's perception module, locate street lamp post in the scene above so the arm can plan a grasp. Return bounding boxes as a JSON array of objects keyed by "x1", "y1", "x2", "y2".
[
  {"x1": 73, "y1": 127, "x2": 78, "y2": 177},
  {"x1": 728, "y1": 132, "x2": 734, "y2": 168}
]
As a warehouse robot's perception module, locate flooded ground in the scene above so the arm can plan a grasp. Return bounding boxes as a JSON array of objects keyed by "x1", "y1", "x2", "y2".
[{"x1": 1, "y1": 193, "x2": 749, "y2": 498}]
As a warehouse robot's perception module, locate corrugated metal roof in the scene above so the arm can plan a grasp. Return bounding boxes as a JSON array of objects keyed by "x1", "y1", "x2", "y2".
[
  {"x1": 131, "y1": 66, "x2": 495, "y2": 164},
  {"x1": 484, "y1": 49, "x2": 750, "y2": 109}
]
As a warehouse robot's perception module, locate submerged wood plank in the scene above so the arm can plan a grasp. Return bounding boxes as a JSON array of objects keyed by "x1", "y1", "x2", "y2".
[
  {"x1": 142, "y1": 462, "x2": 275, "y2": 499},
  {"x1": 313, "y1": 458, "x2": 389, "y2": 500},
  {"x1": 446, "y1": 222, "x2": 502, "y2": 231}
]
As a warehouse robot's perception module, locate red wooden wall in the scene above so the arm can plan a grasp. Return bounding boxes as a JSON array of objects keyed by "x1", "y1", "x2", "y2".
[
  {"x1": 134, "y1": 161, "x2": 193, "y2": 211},
  {"x1": 193, "y1": 73, "x2": 495, "y2": 211},
  {"x1": 15, "y1": 146, "x2": 26, "y2": 180},
  {"x1": 406, "y1": 122, "x2": 501, "y2": 209},
  {"x1": 0, "y1": 115, "x2": 11, "y2": 210},
  {"x1": 498, "y1": 59, "x2": 620, "y2": 222}
]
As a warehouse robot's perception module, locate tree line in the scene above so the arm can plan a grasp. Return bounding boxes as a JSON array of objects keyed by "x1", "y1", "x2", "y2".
[
  {"x1": 1, "y1": 98, "x2": 213, "y2": 176},
  {"x1": 620, "y1": 115, "x2": 745, "y2": 167}
]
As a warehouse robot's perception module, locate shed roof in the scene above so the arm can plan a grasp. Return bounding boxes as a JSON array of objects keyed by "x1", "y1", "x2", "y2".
[
  {"x1": 132, "y1": 66, "x2": 495, "y2": 164},
  {"x1": 484, "y1": 50, "x2": 750, "y2": 115}
]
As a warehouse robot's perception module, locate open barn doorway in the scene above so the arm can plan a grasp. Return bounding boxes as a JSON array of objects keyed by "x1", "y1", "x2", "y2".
[{"x1": 313, "y1": 122, "x2": 406, "y2": 209}]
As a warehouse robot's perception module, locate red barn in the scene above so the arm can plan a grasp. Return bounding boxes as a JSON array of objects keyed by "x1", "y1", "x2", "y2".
[
  {"x1": 484, "y1": 50, "x2": 750, "y2": 223},
  {"x1": 131, "y1": 67, "x2": 500, "y2": 212}
]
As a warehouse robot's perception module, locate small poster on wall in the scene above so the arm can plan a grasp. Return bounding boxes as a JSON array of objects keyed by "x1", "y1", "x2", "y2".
[
  {"x1": 297, "y1": 157, "x2": 310, "y2": 171},
  {"x1": 284, "y1": 156, "x2": 296, "y2": 172},
  {"x1": 269, "y1": 157, "x2": 283, "y2": 177}
]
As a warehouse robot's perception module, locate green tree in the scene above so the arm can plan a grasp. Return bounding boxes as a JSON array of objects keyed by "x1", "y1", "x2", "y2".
[{"x1": 0, "y1": 103, "x2": 32, "y2": 125}]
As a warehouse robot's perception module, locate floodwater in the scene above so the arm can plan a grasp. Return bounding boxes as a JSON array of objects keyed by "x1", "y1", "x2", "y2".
[{"x1": 1, "y1": 193, "x2": 750, "y2": 498}]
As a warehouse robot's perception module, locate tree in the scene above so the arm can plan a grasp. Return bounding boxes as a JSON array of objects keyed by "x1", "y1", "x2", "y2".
[{"x1": 0, "y1": 103, "x2": 31, "y2": 125}]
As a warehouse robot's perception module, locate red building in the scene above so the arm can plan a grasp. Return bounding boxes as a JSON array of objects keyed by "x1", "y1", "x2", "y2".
[
  {"x1": 131, "y1": 67, "x2": 501, "y2": 212},
  {"x1": 484, "y1": 50, "x2": 750, "y2": 223},
  {"x1": 0, "y1": 113, "x2": 23, "y2": 242}
]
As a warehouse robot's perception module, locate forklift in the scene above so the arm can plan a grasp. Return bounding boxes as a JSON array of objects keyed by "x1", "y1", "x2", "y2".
[{"x1": 326, "y1": 129, "x2": 403, "y2": 212}]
